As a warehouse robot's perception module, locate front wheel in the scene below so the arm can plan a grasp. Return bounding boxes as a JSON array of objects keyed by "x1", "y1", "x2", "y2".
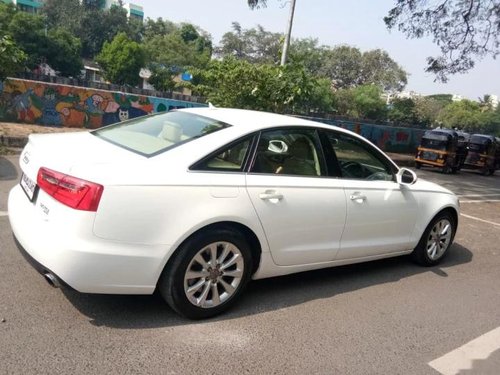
[
  {"x1": 411, "y1": 212, "x2": 456, "y2": 266},
  {"x1": 158, "y1": 229, "x2": 253, "y2": 319}
]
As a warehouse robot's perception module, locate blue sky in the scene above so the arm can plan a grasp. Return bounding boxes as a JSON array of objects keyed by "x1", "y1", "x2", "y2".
[{"x1": 139, "y1": 0, "x2": 499, "y2": 99}]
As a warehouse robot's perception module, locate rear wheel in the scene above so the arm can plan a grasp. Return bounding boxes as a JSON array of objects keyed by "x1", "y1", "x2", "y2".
[
  {"x1": 158, "y1": 229, "x2": 252, "y2": 319},
  {"x1": 411, "y1": 212, "x2": 456, "y2": 266},
  {"x1": 415, "y1": 162, "x2": 422, "y2": 170}
]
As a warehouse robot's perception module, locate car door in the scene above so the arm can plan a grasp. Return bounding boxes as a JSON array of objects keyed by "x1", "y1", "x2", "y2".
[
  {"x1": 321, "y1": 130, "x2": 419, "y2": 260},
  {"x1": 245, "y1": 128, "x2": 347, "y2": 266}
]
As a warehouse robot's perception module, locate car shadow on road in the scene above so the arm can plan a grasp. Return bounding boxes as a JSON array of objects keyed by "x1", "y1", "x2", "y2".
[
  {"x1": 0, "y1": 156, "x2": 18, "y2": 181},
  {"x1": 62, "y1": 243, "x2": 473, "y2": 329}
]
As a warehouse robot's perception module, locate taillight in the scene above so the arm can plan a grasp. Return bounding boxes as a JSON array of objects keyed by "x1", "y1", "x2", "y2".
[{"x1": 37, "y1": 167, "x2": 104, "y2": 211}]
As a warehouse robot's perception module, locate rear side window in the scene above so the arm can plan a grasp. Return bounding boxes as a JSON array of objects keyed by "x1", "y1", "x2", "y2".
[
  {"x1": 93, "y1": 111, "x2": 230, "y2": 157},
  {"x1": 191, "y1": 137, "x2": 252, "y2": 172}
]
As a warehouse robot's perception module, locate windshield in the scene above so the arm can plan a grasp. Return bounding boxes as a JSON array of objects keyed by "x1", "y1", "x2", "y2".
[{"x1": 93, "y1": 111, "x2": 230, "y2": 157}]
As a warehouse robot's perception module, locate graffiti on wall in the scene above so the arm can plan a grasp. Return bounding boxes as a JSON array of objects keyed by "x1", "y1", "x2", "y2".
[
  {"x1": 0, "y1": 79, "x2": 206, "y2": 129},
  {"x1": 309, "y1": 118, "x2": 425, "y2": 154}
]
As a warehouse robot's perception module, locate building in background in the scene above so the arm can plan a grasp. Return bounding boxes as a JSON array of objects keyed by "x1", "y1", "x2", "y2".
[
  {"x1": 2, "y1": 0, "x2": 145, "y2": 20},
  {"x1": 124, "y1": 2, "x2": 144, "y2": 21},
  {"x1": 81, "y1": 0, "x2": 143, "y2": 19},
  {"x1": 489, "y1": 95, "x2": 499, "y2": 109},
  {"x1": 1, "y1": 0, "x2": 44, "y2": 13}
]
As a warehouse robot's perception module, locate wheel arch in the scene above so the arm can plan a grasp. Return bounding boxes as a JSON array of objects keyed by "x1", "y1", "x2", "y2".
[{"x1": 157, "y1": 221, "x2": 263, "y2": 288}]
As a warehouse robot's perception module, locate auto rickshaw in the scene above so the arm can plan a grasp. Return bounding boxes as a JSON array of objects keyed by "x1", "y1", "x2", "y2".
[
  {"x1": 463, "y1": 134, "x2": 499, "y2": 175},
  {"x1": 415, "y1": 129, "x2": 467, "y2": 173}
]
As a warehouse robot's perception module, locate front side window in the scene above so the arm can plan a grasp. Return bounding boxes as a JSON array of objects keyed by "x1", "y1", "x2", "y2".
[
  {"x1": 93, "y1": 111, "x2": 229, "y2": 157},
  {"x1": 251, "y1": 129, "x2": 324, "y2": 177},
  {"x1": 325, "y1": 132, "x2": 394, "y2": 181}
]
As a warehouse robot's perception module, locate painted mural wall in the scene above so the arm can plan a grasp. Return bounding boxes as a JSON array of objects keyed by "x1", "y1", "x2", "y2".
[
  {"x1": 0, "y1": 79, "x2": 206, "y2": 129},
  {"x1": 308, "y1": 117, "x2": 425, "y2": 154}
]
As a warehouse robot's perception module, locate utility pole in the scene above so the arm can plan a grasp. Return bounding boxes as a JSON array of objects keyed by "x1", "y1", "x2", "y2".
[{"x1": 280, "y1": 0, "x2": 296, "y2": 66}]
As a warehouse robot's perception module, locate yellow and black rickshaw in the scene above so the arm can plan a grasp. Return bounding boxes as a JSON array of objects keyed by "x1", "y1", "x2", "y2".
[
  {"x1": 463, "y1": 134, "x2": 499, "y2": 175},
  {"x1": 415, "y1": 129, "x2": 468, "y2": 174}
]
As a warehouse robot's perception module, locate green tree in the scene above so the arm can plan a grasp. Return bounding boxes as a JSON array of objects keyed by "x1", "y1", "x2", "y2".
[
  {"x1": 0, "y1": 35, "x2": 27, "y2": 81},
  {"x1": 42, "y1": 0, "x2": 82, "y2": 35},
  {"x1": 42, "y1": 0, "x2": 139, "y2": 58},
  {"x1": 217, "y1": 22, "x2": 282, "y2": 64},
  {"x1": 2, "y1": 8, "x2": 82, "y2": 77},
  {"x1": 7, "y1": 11, "x2": 47, "y2": 69},
  {"x1": 414, "y1": 97, "x2": 447, "y2": 127},
  {"x1": 320, "y1": 46, "x2": 363, "y2": 88},
  {"x1": 143, "y1": 18, "x2": 177, "y2": 39},
  {"x1": 145, "y1": 24, "x2": 212, "y2": 91},
  {"x1": 437, "y1": 100, "x2": 483, "y2": 130},
  {"x1": 438, "y1": 99, "x2": 500, "y2": 134},
  {"x1": 288, "y1": 38, "x2": 326, "y2": 76},
  {"x1": 388, "y1": 98, "x2": 417, "y2": 125},
  {"x1": 334, "y1": 85, "x2": 387, "y2": 120},
  {"x1": 385, "y1": 1, "x2": 500, "y2": 81},
  {"x1": 96, "y1": 32, "x2": 145, "y2": 86},
  {"x1": 46, "y1": 28, "x2": 83, "y2": 77},
  {"x1": 320, "y1": 46, "x2": 407, "y2": 91},
  {"x1": 360, "y1": 49, "x2": 407, "y2": 92},
  {"x1": 190, "y1": 57, "x2": 333, "y2": 114}
]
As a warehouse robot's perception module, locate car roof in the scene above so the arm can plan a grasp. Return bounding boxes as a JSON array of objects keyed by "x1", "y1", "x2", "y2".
[{"x1": 179, "y1": 107, "x2": 328, "y2": 130}]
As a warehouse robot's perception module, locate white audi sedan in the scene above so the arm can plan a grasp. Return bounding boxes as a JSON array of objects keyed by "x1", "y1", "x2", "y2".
[{"x1": 9, "y1": 108, "x2": 459, "y2": 319}]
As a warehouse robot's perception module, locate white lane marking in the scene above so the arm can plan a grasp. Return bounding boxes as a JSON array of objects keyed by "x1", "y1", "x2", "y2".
[
  {"x1": 0, "y1": 211, "x2": 8, "y2": 217},
  {"x1": 458, "y1": 193, "x2": 500, "y2": 197},
  {"x1": 461, "y1": 199, "x2": 500, "y2": 203},
  {"x1": 428, "y1": 326, "x2": 500, "y2": 375},
  {"x1": 460, "y1": 213, "x2": 500, "y2": 227}
]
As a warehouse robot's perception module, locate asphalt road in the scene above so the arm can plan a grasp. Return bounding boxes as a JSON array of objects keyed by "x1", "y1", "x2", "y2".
[{"x1": 1, "y1": 154, "x2": 499, "y2": 375}]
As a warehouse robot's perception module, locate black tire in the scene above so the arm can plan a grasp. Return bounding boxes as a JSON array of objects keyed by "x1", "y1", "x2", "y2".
[
  {"x1": 442, "y1": 165, "x2": 452, "y2": 174},
  {"x1": 411, "y1": 211, "x2": 456, "y2": 266},
  {"x1": 158, "y1": 228, "x2": 253, "y2": 319},
  {"x1": 451, "y1": 167, "x2": 458, "y2": 174},
  {"x1": 415, "y1": 162, "x2": 422, "y2": 169}
]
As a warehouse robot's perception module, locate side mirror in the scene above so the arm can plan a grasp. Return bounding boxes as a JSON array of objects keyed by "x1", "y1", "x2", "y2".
[{"x1": 396, "y1": 167, "x2": 418, "y2": 186}]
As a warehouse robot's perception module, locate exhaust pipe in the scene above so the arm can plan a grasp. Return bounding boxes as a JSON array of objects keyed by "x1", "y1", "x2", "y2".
[{"x1": 43, "y1": 272, "x2": 61, "y2": 288}]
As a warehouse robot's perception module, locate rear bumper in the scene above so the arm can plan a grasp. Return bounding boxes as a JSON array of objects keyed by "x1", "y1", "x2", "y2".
[
  {"x1": 8, "y1": 184, "x2": 169, "y2": 295},
  {"x1": 13, "y1": 234, "x2": 74, "y2": 290},
  {"x1": 415, "y1": 158, "x2": 445, "y2": 167}
]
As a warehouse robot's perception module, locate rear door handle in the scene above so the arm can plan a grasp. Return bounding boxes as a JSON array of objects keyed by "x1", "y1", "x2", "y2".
[
  {"x1": 259, "y1": 191, "x2": 283, "y2": 201},
  {"x1": 349, "y1": 193, "x2": 366, "y2": 203}
]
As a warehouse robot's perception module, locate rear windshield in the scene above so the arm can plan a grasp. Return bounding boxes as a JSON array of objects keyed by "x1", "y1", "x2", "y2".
[
  {"x1": 470, "y1": 135, "x2": 492, "y2": 145},
  {"x1": 421, "y1": 137, "x2": 447, "y2": 150},
  {"x1": 92, "y1": 111, "x2": 230, "y2": 156}
]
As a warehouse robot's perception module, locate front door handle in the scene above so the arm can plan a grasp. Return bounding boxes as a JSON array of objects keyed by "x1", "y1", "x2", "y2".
[
  {"x1": 349, "y1": 193, "x2": 366, "y2": 203},
  {"x1": 259, "y1": 190, "x2": 283, "y2": 201}
]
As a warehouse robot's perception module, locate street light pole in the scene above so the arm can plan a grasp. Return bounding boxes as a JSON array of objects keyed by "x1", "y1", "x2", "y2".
[{"x1": 280, "y1": 0, "x2": 296, "y2": 66}]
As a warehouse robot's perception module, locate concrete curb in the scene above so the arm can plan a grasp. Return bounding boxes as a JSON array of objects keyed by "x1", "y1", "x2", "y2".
[{"x1": 0, "y1": 135, "x2": 28, "y2": 149}]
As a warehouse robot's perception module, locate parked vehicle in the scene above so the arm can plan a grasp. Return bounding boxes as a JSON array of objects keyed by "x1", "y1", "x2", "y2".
[
  {"x1": 9, "y1": 108, "x2": 460, "y2": 319},
  {"x1": 463, "y1": 134, "x2": 499, "y2": 175},
  {"x1": 415, "y1": 129, "x2": 468, "y2": 173}
]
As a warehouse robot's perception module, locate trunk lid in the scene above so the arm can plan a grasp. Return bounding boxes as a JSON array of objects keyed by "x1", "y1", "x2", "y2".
[{"x1": 20, "y1": 131, "x2": 143, "y2": 182}]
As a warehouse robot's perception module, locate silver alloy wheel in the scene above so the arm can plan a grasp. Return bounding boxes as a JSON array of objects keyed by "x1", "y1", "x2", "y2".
[
  {"x1": 184, "y1": 241, "x2": 244, "y2": 309},
  {"x1": 426, "y1": 218, "x2": 452, "y2": 260}
]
